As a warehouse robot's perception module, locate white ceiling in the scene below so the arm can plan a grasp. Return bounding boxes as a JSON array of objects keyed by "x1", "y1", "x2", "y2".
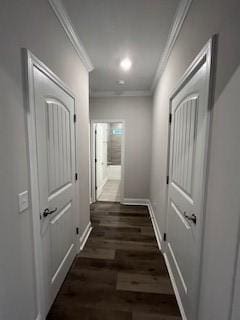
[{"x1": 62, "y1": 0, "x2": 180, "y2": 94}]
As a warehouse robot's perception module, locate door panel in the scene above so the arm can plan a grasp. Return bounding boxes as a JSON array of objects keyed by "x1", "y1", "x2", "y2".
[
  {"x1": 33, "y1": 67, "x2": 76, "y2": 315},
  {"x1": 166, "y1": 58, "x2": 210, "y2": 319},
  {"x1": 168, "y1": 200, "x2": 191, "y2": 294},
  {"x1": 47, "y1": 101, "x2": 72, "y2": 194},
  {"x1": 172, "y1": 96, "x2": 198, "y2": 197}
]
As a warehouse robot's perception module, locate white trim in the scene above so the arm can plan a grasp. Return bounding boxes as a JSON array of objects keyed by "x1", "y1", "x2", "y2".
[
  {"x1": 24, "y1": 50, "x2": 46, "y2": 320},
  {"x1": 230, "y1": 219, "x2": 240, "y2": 320},
  {"x1": 119, "y1": 198, "x2": 188, "y2": 319},
  {"x1": 164, "y1": 37, "x2": 216, "y2": 320},
  {"x1": 92, "y1": 90, "x2": 152, "y2": 98},
  {"x1": 147, "y1": 200, "x2": 162, "y2": 251},
  {"x1": 169, "y1": 38, "x2": 214, "y2": 99},
  {"x1": 88, "y1": 121, "x2": 93, "y2": 205},
  {"x1": 79, "y1": 222, "x2": 92, "y2": 251},
  {"x1": 122, "y1": 198, "x2": 149, "y2": 206},
  {"x1": 48, "y1": 0, "x2": 192, "y2": 93},
  {"x1": 35, "y1": 313, "x2": 42, "y2": 320},
  {"x1": 23, "y1": 49, "x2": 78, "y2": 319},
  {"x1": 48, "y1": 0, "x2": 94, "y2": 72},
  {"x1": 90, "y1": 122, "x2": 97, "y2": 203},
  {"x1": 51, "y1": 244, "x2": 75, "y2": 284},
  {"x1": 120, "y1": 198, "x2": 187, "y2": 319},
  {"x1": 168, "y1": 243, "x2": 188, "y2": 294},
  {"x1": 91, "y1": 119, "x2": 125, "y2": 204},
  {"x1": 151, "y1": 0, "x2": 193, "y2": 91},
  {"x1": 122, "y1": 199, "x2": 163, "y2": 251},
  {"x1": 164, "y1": 253, "x2": 187, "y2": 320}
]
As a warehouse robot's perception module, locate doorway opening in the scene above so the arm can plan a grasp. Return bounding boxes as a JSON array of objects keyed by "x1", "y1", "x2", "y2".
[{"x1": 91, "y1": 121, "x2": 124, "y2": 203}]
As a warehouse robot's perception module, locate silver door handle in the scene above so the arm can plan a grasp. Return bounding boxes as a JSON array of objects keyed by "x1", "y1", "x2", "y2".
[
  {"x1": 42, "y1": 207, "x2": 57, "y2": 218},
  {"x1": 184, "y1": 212, "x2": 197, "y2": 224}
]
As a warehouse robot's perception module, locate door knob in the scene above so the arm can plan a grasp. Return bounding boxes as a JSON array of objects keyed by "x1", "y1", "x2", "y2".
[
  {"x1": 42, "y1": 207, "x2": 57, "y2": 218},
  {"x1": 184, "y1": 212, "x2": 197, "y2": 224}
]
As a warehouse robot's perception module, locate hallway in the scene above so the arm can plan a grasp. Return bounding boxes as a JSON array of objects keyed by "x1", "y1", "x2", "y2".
[
  {"x1": 47, "y1": 202, "x2": 181, "y2": 319},
  {"x1": 2, "y1": 1, "x2": 240, "y2": 319}
]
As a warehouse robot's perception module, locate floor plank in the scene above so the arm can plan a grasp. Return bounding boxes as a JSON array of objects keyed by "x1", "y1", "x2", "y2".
[
  {"x1": 47, "y1": 201, "x2": 181, "y2": 320},
  {"x1": 48, "y1": 306, "x2": 132, "y2": 320},
  {"x1": 132, "y1": 313, "x2": 182, "y2": 320},
  {"x1": 79, "y1": 247, "x2": 116, "y2": 260},
  {"x1": 117, "y1": 272, "x2": 174, "y2": 294},
  {"x1": 141, "y1": 226, "x2": 156, "y2": 235}
]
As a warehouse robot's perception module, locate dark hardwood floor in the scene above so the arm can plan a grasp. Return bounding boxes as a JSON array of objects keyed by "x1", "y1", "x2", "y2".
[{"x1": 47, "y1": 202, "x2": 181, "y2": 320}]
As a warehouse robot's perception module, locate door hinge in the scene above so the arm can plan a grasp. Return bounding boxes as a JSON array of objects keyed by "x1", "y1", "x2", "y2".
[
  {"x1": 95, "y1": 186, "x2": 97, "y2": 190},
  {"x1": 166, "y1": 175, "x2": 169, "y2": 185},
  {"x1": 95, "y1": 158, "x2": 97, "y2": 163},
  {"x1": 76, "y1": 227, "x2": 79, "y2": 235},
  {"x1": 163, "y1": 233, "x2": 167, "y2": 241},
  {"x1": 75, "y1": 172, "x2": 78, "y2": 181},
  {"x1": 95, "y1": 129, "x2": 97, "y2": 135},
  {"x1": 73, "y1": 114, "x2": 77, "y2": 123},
  {"x1": 169, "y1": 113, "x2": 172, "y2": 124}
]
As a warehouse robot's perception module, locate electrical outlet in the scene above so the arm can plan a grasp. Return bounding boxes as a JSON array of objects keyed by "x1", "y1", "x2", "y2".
[{"x1": 18, "y1": 191, "x2": 29, "y2": 213}]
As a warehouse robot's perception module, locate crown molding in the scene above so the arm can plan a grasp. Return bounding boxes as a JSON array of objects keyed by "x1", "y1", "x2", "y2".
[
  {"x1": 151, "y1": 0, "x2": 193, "y2": 91},
  {"x1": 91, "y1": 90, "x2": 152, "y2": 98},
  {"x1": 48, "y1": 0, "x2": 192, "y2": 91},
  {"x1": 48, "y1": 0, "x2": 94, "y2": 72}
]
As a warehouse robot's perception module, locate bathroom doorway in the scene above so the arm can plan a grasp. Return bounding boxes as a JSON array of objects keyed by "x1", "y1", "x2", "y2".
[{"x1": 91, "y1": 121, "x2": 125, "y2": 203}]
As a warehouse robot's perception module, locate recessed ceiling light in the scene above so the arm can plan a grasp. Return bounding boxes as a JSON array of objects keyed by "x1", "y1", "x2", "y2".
[
  {"x1": 117, "y1": 80, "x2": 125, "y2": 85},
  {"x1": 120, "y1": 58, "x2": 132, "y2": 71}
]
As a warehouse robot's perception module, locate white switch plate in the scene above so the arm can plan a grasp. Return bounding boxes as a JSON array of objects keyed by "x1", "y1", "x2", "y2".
[{"x1": 18, "y1": 190, "x2": 29, "y2": 213}]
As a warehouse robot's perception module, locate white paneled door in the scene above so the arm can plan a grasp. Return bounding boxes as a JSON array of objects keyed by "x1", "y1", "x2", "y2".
[
  {"x1": 33, "y1": 67, "x2": 76, "y2": 315},
  {"x1": 166, "y1": 42, "x2": 213, "y2": 319}
]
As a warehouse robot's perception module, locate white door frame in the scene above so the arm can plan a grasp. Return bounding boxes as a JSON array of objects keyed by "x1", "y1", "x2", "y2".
[
  {"x1": 90, "y1": 119, "x2": 125, "y2": 203},
  {"x1": 163, "y1": 37, "x2": 216, "y2": 320},
  {"x1": 23, "y1": 49, "x2": 77, "y2": 319}
]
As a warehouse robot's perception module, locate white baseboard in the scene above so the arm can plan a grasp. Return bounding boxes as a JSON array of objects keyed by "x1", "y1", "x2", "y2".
[
  {"x1": 122, "y1": 198, "x2": 149, "y2": 206},
  {"x1": 78, "y1": 222, "x2": 92, "y2": 252},
  {"x1": 120, "y1": 198, "x2": 186, "y2": 319},
  {"x1": 164, "y1": 252, "x2": 187, "y2": 320},
  {"x1": 147, "y1": 200, "x2": 186, "y2": 319},
  {"x1": 147, "y1": 200, "x2": 162, "y2": 251},
  {"x1": 122, "y1": 199, "x2": 163, "y2": 251}
]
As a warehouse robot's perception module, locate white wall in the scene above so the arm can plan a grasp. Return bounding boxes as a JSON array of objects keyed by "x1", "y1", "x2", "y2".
[
  {"x1": 150, "y1": 0, "x2": 240, "y2": 319},
  {"x1": 0, "y1": 1, "x2": 90, "y2": 319},
  {"x1": 90, "y1": 96, "x2": 152, "y2": 199}
]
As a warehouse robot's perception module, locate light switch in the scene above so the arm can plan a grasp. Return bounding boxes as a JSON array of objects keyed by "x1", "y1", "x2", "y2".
[{"x1": 18, "y1": 191, "x2": 29, "y2": 213}]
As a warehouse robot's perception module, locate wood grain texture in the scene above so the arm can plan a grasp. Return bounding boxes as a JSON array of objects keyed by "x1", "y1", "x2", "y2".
[
  {"x1": 79, "y1": 247, "x2": 116, "y2": 260},
  {"x1": 47, "y1": 202, "x2": 181, "y2": 319},
  {"x1": 117, "y1": 272, "x2": 174, "y2": 294}
]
